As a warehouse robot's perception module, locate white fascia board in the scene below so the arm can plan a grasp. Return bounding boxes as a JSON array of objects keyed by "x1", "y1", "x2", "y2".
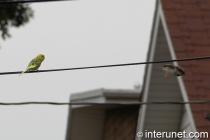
[
  {"x1": 159, "y1": 0, "x2": 197, "y2": 134},
  {"x1": 135, "y1": 3, "x2": 160, "y2": 140},
  {"x1": 70, "y1": 88, "x2": 141, "y2": 105}
]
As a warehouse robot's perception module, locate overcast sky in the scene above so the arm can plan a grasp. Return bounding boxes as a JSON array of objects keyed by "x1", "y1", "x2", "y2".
[{"x1": 0, "y1": 0, "x2": 155, "y2": 139}]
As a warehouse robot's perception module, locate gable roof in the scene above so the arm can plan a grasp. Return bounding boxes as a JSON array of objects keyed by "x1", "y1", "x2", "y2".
[
  {"x1": 136, "y1": 0, "x2": 210, "y2": 137},
  {"x1": 161, "y1": 0, "x2": 210, "y2": 132},
  {"x1": 137, "y1": 0, "x2": 188, "y2": 136}
]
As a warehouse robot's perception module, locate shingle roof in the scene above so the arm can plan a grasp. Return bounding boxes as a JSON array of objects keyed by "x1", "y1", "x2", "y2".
[{"x1": 161, "y1": 0, "x2": 210, "y2": 132}]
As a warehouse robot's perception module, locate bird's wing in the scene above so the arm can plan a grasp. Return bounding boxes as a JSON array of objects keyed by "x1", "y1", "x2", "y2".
[
  {"x1": 19, "y1": 58, "x2": 41, "y2": 76},
  {"x1": 163, "y1": 64, "x2": 175, "y2": 69},
  {"x1": 176, "y1": 66, "x2": 186, "y2": 75},
  {"x1": 27, "y1": 58, "x2": 40, "y2": 67}
]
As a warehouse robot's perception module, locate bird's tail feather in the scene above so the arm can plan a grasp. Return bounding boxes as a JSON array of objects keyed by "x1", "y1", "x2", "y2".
[
  {"x1": 19, "y1": 65, "x2": 37, "y2": 76},
  {"x1": 19, "y1": 70, "x2": 27, "y2": 76}
]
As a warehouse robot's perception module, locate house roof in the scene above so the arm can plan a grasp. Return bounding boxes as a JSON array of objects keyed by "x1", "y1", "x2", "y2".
[
  {"x1": 70, "y1": 88, "x2": 141, "y2": 102},
  {"x1": 161, "y1": 0, "x2": 210, "y2": 132},
  {"x1": 66, "y1": 88, "x2": 140, "y2": 140},
  {"x1": 137, "y1": 0, "x2": 186, "y2": 135}
]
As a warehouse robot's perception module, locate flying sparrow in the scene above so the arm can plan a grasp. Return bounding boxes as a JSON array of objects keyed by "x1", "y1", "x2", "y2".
[{"x1": 162, "y1": 64, "x2": 185, "y2": 80}]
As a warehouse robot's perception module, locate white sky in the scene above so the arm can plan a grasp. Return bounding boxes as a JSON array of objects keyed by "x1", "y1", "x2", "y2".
[{"x1": 0, "y1": 0, "x2": 155, "y2": 139}]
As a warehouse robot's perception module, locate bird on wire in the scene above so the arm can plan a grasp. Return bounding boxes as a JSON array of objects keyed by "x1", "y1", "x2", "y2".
[
  {"x1": 162, "y1": 64, "x2": 185, "y2": 81},
  {"x1": 19, "y1": 54, "x2": 45, "y2": 76}
]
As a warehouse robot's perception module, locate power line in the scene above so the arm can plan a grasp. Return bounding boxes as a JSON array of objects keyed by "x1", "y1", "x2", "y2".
[
  {"x1": 0, "y1": 56, "x2": 210, "y2": 75},
  {"x1": 0, "y1": 0, "x2": 72, "y2": 4},
  {"x1": 0, "y1": 100, "x2": 210, "y2": 105}
]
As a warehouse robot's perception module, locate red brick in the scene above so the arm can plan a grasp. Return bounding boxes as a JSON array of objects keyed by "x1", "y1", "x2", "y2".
[
  {"x1": 203, "y1": 17, "x2": 210, "y2": 24},
  {"x1": 198, "y1": 3, "x2": 210, "y2": 10},
  {"x1": 189, "y1": 61, "x2": 199, "y2": 66},
  {"x1": 191, "y1": 31, "x2": 209, "y2": 38},
  {"x1": 201, "y1": 104, "x2": 210, "y2": 111},
  {"x1": 201, "y1": 75, "x2": 210, "y2": 89},
  {"x1": 168, "y1": 24, "x2": 182, "y2": 37},
  {"x1": 191, "y1": 104, "x2": 210, "y2": 112},
  {"x1": 202, "y1": 65, "x2": 210, "y2": 72},
  {"x1": 202, "y1": 112, "x2": 210, "y2": 121},
  {"x1": 178, "y1": 62, "x2": 189, "y2": 69},
  {"x1": 182, "y1": 37, "x2": 192, "y2": 44},
  {"x1": 176, "y1": 52, "x2": 188, "y2": 58},
  {"x1": 192, "y1": 73, "x2": 202, "y2": 81},
  {"x1": 193, "y1": 46, "x2": 210, "y2": 55},
  {"x1": 192, "y1": 39, "x2": 210, "y2": 45},
  {"x1": 179, "y1": 0, "x2": 199, "y2": 3},
  {"x1": 201, "y1": 60, "x2": 210, "y2": 66},
  {"x1": 193, "y1": 112, "x2": 207, "y2": 127},
  {"x1": 204, "y1": 24, "x2": 210, "y2": 30},
  {"x1": 184, "y1": 44, "x2": 195, "y2": 52},
  {"x1": 182, "y1": 31, "x2": 191, "y2": 38},
  {"x1": 189, "y1": 96, "x2": 199, "y2": 101},
  {"x1": 193, "y1": 77, "x2": 204, "y2": 88},
  {"x1": 161, "y1": 0, "x2": 182, "y2": 10},
  {"x1": 198, "y1": 0, "x2": 208, "y2": 4},
  {"x1": 176, "y1": 4, "x2": 204, "y2": 18},
  {"x1": 203, "y1": 89, "x2": 210, "y2": 96},
  {"x1": 191, "y1": 67, "x2": 200, "y2": 74},
  {"x1": 184, "y1": 81, "x2": 197, "y2": 96},
  {"x1": 164, "y1": 10, "x2": 186, "y2": 24},
  {"x1": 161, "y1": 0, "x2": 210, "y2": 134},
  {"x1": 186, "y1": 51, "x2": 199, "y2": 57},
  {"x1": 198, "y1": 92, "x2": 208, "y2": 99},
  {"x1": 179, "y1": 18, "x2": 206, "y2": 31},
  {"x1": 172, "y1": 38, "x2": 186, "y2": 52},
  {"x1": 182, "y1": 66, "x2": 191, "y2": 73},
  {"x1": 191, "y1": 104, "x2": 204, "y2": 111},
  {"x1": 183, "y1": 77, "x2": 195, "y2": 87},
  {"x1": 201, "y1": 10, "x2": 210, "y2": 18},
  {"x1": 183, "y1": 76, "x2": 193, "y2": 83},
  {"x1": 196, "y1": 90, "x2": 205, "y2": 95},
  {"x1": 168, "y1": 24, "x2": 190, "y2": 38},
  {"x1": 171, "y1": 0, "x2": 182, "y2": 3},
  {"x1": 206, "y1": 93, "x2": 210, "y2": 100},
  {"x1": 206, "y1": 30, "x2": 210, "y2": 38}
]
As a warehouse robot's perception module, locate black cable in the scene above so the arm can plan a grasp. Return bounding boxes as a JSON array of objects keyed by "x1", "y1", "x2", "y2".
[
  {"x1": 0, "y1": 56, "x2": 210, "y2": 75},
  {"x1": 0, "y1": 100, "x2": 210, "y2": 105},
  {"x1": 0, "y1": 0, "x2": 72, "y2": 4}
]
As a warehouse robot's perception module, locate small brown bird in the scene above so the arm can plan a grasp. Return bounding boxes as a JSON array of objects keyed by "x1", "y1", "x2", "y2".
[{"x1": 162, "y1": 64, "x2": 185, "y2": 80}]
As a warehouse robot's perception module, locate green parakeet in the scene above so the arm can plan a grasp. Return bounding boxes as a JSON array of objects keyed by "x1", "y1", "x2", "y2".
[{"x1": 19, "y1": 54, "x2": 45, "y2": 76}]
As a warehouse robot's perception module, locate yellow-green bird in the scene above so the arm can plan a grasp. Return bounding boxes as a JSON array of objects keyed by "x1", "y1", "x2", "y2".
[{"x1": 19, "y1": 54, "x2": 45, "y2": 76}]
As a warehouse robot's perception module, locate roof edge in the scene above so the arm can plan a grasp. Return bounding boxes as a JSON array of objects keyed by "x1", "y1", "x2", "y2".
[{"x1": 70, "y1": 88, "x2": 141, "y2": 102}]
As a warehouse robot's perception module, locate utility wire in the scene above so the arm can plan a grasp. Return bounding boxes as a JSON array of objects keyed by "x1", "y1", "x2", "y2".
[
  {"x1": 0, "y1": 56, "x2": 210, "y2": 75},
  {"x1": 0, "y1": 0, "x2": 72, "y2": 4},
  {"x1": 0, "y1": 100, "x2": 210, "y2": 105}
]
